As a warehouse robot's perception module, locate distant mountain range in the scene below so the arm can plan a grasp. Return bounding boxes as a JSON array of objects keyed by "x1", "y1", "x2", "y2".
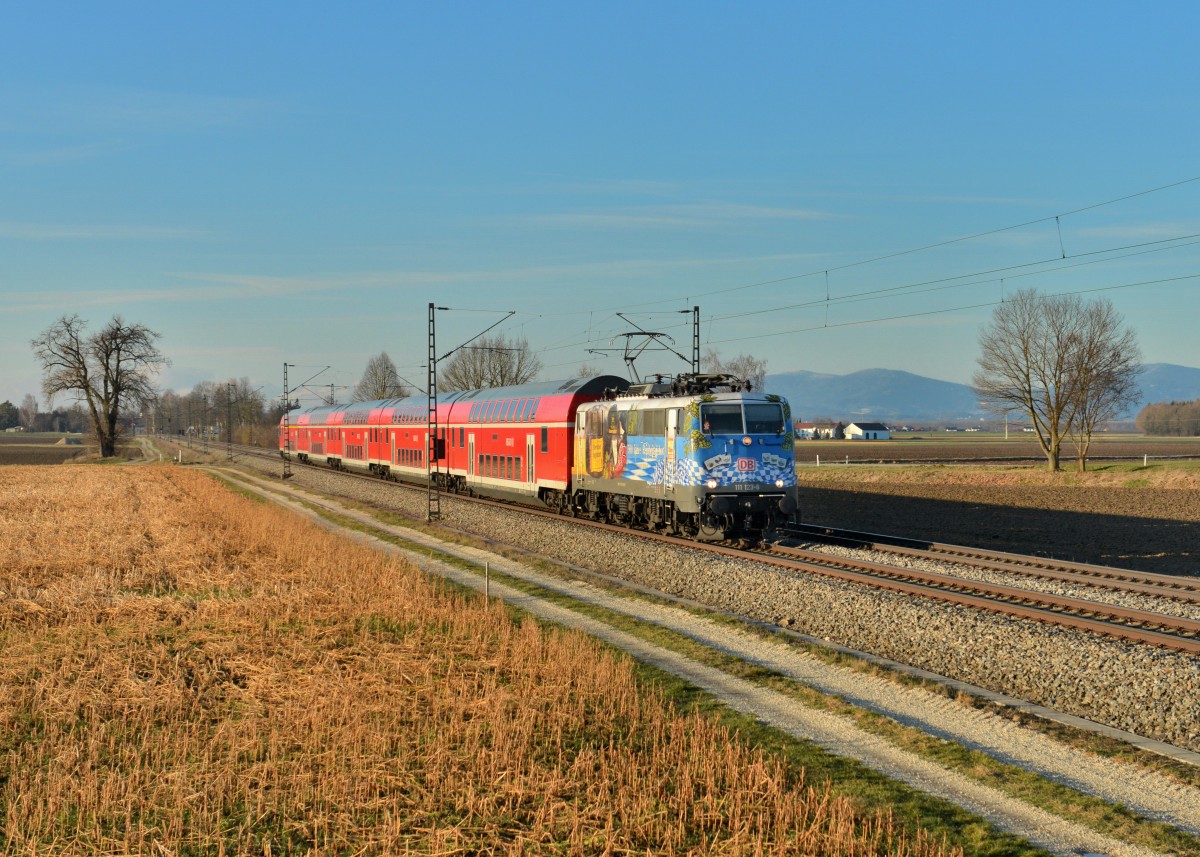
[{"x1": 764, "y1": 363, "x2": 1200, "y2": 424}]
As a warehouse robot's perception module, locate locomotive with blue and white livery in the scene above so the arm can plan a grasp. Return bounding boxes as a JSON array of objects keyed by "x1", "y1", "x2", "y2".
[{"x1": 571, "y1": 373, "x2": 798, "y2": 540}]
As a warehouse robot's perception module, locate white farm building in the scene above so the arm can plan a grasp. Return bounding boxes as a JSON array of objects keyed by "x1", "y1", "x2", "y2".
[{"x1": 845, "y1": 422, "x2": 890, "y2": 440}]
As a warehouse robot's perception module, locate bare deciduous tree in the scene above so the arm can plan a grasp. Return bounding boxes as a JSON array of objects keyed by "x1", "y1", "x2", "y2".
[
  {"x1": 18, "y1": 394, "x2": 39, "y2": 431},
  {"x1": 972, "y1": 290, "x2": 1140, "y2": 472},
  {"x1": 1137, "y1": 399, "x2": 1200, "y2": 436},
  {"x1": 1065, "y1": 300, "x2": 1141, "y2": 470},
  {"x1": 352, "y1": 352, "x2": 410, "y2": 401},
  {"x1": 31, "y1": 314, "x2": 168, "y2": 457},
  {"x1": 702, "y1": 348, "x2": 768, "y2": 392},
  {"x1": 438, "y1": 334, "x2": 542, "y2": 391},
  {"x1": 572, "y1": 362, "x2": 602, "y2": 379}
]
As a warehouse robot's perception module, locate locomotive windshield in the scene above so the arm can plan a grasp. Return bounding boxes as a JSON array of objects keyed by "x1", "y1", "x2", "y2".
[
  {"x1": 700, "y1": 402, "x2": 786, "y2": 435},
  {"x1": 745, "y1": 403, "x2": 786, "y2": 434}
]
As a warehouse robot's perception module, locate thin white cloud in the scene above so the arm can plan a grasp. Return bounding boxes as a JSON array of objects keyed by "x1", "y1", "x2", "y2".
[
  {"x1": 0, "y1": 87, "x2": 286, "y2": 135},
  {"x1": 0, "y1": 222, "x2": 209, "y2": 240},
  {"x1": 526, "y1": 203, "x2": 840, "y2": 230},
  {"x1": 2, "y1": 139, "x2": 130, "y2": 167},
  {"x1": 1075, "y1": 223, "x2": 1199, "y2": 241},
  {"x1": 553, "y1": 178, "x2": 684, "y2": 197},
  {"x1": 0, "y1": 252, "x2": 823, "y2": 315},
  {"x1": 820, "y1": 190, "x2": 1050, "y2": 208}
]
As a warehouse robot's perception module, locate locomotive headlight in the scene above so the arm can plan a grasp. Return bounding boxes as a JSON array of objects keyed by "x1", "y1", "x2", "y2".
[
  {"x1": 775, "y1": 479, "x2": 785, "y2": 488},
  {"x1": 705, "y1": 478, "x2": 718, "y2": 489}
]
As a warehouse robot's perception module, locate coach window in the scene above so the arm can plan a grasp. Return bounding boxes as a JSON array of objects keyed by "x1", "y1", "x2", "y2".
[
  {"x1": 504, "y1": 400, "x2": 516, "y2": 422},
  {"x1": 541, "y1": 426, "x2": 548, "y2": 453},
  {"x1": 458, "y1": 427, "x2": 464, "y2": 447}
]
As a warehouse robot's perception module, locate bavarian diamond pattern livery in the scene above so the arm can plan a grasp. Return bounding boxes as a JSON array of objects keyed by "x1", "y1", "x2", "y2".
[{"x1": 621, "y1": 442, "x2": 796, "y2": 487}]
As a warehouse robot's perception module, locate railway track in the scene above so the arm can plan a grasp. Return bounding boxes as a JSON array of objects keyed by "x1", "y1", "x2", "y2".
[
  {"x1": 194, "y1": 440, "x2": 1200, "y2": 656},
  {"x1": 781, "y1": 522, "x2": 1200, "y2": 605}
]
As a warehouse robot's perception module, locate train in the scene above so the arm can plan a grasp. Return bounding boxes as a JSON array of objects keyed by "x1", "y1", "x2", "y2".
[{"x1": 279, "y1": 372, "x2": 799, "y2": 541}]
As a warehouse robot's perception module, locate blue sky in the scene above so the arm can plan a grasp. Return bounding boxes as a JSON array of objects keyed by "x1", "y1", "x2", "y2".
[{"x1": 3, "y1": 2, "x2": 1199, "y2": 409}]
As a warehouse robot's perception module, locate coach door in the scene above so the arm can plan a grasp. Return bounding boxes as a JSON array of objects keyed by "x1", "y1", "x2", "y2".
[
  {"x1": 665, "y1": 409, "x2": 678, "y2": 492},
  {"x1": 526, "y1": 434, "x2": 535, "y2": 487},
  {"x1": 468, "y1": 433, "x2": 476, "y2": 480}
]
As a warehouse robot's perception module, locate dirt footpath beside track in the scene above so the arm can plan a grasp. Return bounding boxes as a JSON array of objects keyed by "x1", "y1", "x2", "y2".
[{"x1": 795, "y1": 469, "x2": 1200, "y2": 577}]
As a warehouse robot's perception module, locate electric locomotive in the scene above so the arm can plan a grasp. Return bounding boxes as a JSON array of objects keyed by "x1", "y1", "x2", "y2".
[{"x1": 571, "y1": 374, "x2": 799, "y2": 540}]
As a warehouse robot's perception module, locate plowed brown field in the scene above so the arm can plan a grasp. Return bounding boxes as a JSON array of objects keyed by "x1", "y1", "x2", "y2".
[
  {"x1": 794, "y1": 436, "x2": 1200, "y2": 464},
  {"x1": 796, "y1": 465, "x2": 1200, "y2": 576}
]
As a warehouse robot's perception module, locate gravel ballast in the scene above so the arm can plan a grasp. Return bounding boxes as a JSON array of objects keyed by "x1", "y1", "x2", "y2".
[{"x1": 234, "y1": 456, "x2": 1200, "y2": 754}]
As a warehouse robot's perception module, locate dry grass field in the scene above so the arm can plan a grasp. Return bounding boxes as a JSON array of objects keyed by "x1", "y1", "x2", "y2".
[{"x1": 0, "y1": 465, "x2": 960, "y2": 856}]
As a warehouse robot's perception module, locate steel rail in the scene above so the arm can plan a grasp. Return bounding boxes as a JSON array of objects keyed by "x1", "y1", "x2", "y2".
[
  {"x1": 782, "y1": 523, "x2": 1200, "y2": 604},
  {"x1": 220, "y1": 442, "x2": 1200, "y2": 655}
]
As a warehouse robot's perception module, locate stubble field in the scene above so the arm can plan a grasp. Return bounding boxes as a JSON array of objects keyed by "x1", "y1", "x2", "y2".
[{"x1": 0, "y1": 465, "x2": 958, "y2": 856}]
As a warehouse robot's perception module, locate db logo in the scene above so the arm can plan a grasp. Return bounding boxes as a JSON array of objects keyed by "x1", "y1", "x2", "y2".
[{"x1": 736, "y1": 458, "x2": 757, "y2": 472}]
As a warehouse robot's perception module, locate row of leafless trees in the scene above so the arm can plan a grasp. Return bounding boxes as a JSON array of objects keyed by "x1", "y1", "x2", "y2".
[
  {"x1": 0, "y1": 397, "x2": 90, "y2": 433},
  {"x1": 1136, "y1": 400, "x2": 1200, "y2": 437},
  {"x1": 973, "y1": 289, "x2": 1141, "y2": 471},
  {"x1": 153, "y1": 379, "x2": 285, "y2": 447},
  {"x1": 349, "y1": 339, "x2": 546, "y2": 401}
]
